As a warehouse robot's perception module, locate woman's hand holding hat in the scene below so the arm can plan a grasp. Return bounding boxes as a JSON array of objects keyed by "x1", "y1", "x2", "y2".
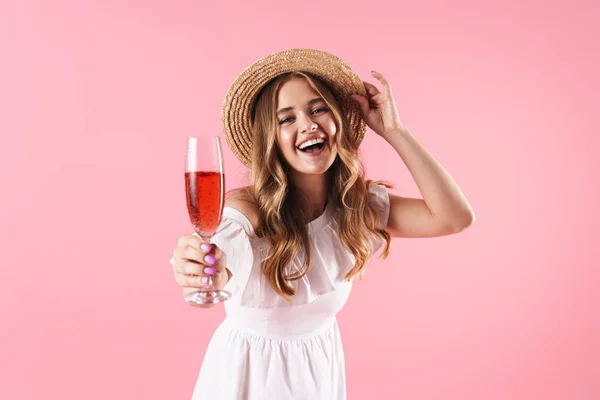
[{"x1": 351, "y1": 71, "x2": 407, "y2": 140}]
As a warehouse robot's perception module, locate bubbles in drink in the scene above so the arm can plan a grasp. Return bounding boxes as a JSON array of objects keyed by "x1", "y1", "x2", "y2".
[{"x1": 185, "y1": 171, "x2": 225, "y2": 234}]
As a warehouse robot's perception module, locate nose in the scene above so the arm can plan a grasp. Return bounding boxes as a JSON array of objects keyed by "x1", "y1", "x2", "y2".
[{"x1": 298, "y1": 113, "x2": 318, "y2": 134}]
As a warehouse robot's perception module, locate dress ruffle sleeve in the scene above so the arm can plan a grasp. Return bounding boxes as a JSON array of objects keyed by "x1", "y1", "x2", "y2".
[
  {"x1": 209, "y1": 207, "x2": 255, "y2": 297},
  {"x1": 368, "y1": 183, "x2": 391, "y2": 254}
]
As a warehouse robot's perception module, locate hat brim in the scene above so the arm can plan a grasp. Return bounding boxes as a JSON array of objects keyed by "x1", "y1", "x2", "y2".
[{"x1": 221, "y1": 49, "x2": 367, "y2": 168}]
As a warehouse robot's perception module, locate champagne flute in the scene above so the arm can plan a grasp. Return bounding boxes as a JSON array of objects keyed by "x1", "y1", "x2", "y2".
[{"x1": 184, "y1": 136, "x2": 231, "y2": 305}]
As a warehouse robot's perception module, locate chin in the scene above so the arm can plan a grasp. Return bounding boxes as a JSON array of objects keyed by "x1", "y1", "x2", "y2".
[
  {"x1": 290, "y1": 160, "x2": 335, "y2": 176},
  {"x1": 285, "y1": 148, "x2": 338, "y2": 177}
]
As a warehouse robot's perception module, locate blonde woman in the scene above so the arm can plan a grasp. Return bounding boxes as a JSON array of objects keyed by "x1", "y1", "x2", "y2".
[{"x1": 171, "y1": 49, "x2": 475, "y2": 399}]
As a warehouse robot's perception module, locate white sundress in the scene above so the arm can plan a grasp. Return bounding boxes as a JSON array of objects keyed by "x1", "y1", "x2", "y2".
[{"x1": 188, "y1": 184, "x2": 390, "y2": 400}]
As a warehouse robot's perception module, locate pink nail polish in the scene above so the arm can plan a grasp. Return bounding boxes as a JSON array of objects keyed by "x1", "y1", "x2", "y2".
[
  {"x1": 200, "y1": 243, "x2": 211, "y2": 252},
  {"x1": 204, "y1": 254, "x2": 216, "y2": 265},
  {"x1": 201, "y1": 277, "x2": 209, "y2": 284},
  {"x1": 204, "y1": 267, "x2": 216, "y2": 276}
]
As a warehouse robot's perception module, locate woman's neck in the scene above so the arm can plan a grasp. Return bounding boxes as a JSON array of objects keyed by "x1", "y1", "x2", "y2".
[{"x1": 289, "y1": 171, "x2": 329, "y2": 222}]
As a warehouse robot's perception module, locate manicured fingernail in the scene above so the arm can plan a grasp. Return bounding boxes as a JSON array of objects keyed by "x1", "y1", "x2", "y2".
[
  {"x1": 201, "y1": 277, "x2": 209, "y2": 284},
  {"x1": 204, "y1": 267, "x2": 216, "y2": 276},
  {"x1": 200, "y1": 243, "x2": 211, "y2": 252},
  {"x1": 204, "y1": 254, "x2": 216, "y2": 265}
]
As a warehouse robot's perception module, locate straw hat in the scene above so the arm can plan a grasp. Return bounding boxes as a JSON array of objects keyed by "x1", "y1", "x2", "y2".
[{"x1": 221, "y1": 48, "x2": 367, "y2": 168}]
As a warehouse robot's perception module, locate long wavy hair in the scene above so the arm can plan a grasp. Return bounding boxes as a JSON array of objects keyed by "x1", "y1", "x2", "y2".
[{"x1": 245, "y1": 71, "x2": 391, "y2": 302}]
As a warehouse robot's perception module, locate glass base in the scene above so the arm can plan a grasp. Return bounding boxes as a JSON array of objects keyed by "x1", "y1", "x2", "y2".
[{"x1": 185, "y1": 287, "x2": 231, "y2": 305}]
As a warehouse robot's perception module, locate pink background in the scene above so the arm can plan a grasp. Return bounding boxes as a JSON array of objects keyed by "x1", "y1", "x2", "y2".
[{"x1": 1, "y1": 0, "x2": 598, "y2": 399}]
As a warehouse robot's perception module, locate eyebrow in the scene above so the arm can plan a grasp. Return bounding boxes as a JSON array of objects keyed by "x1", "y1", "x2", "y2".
[{"x1": 276, "y1": 98, "x2": 325, "y2": 115}]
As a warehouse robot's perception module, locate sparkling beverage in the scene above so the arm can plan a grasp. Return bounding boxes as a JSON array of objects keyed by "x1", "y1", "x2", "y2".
[{"x1": 185, "y1": 171, "x2": 224, "y2": 234}]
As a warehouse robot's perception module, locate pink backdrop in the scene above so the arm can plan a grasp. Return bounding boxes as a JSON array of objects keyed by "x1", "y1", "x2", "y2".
[{"x1": 1, "y1": 0, "x2": 598, "y2": 399}]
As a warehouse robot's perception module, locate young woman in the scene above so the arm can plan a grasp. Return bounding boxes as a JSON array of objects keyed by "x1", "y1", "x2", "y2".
[{"x1": 171, "y1": 49, "x2": 475, "y2": 399}]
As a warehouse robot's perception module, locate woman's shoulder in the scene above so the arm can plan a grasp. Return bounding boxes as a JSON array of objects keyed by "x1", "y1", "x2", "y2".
[{"x1": 225, "y1": 186, "x2": 260, "y2": 232}]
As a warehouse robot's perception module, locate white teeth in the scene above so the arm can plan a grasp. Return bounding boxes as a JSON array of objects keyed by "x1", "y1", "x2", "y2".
[{"x1": 298, "y1": 138, "x2": 325, "y2": 150}]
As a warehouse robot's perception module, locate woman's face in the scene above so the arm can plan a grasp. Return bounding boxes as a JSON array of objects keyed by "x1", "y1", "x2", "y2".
[{"x1": 275, "y1": 76, "x2": 338, "y2": 179}]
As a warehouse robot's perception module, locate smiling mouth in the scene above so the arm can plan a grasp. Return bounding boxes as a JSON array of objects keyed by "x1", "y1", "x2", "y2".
[{"x1": 297, "y1": 138, "x2": 326, "y2": 153}]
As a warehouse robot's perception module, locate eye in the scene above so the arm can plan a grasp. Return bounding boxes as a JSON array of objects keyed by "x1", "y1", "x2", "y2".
[
  {"x1": 279, "y1": 116, "x2": 294, "y2": 125},
  {"x1": 311, "y1": 107, "x2": 329, "y2": 115}
]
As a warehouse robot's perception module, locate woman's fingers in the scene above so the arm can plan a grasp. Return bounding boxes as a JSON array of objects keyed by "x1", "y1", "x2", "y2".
[
  {"x1": 175, "y1": 244, "x2": 203, "y2": 264},
  {"x1": 363, "y1": 81, "x2": 380, "y2": 95},
  {"x1": 174, "y1": 260, "x2": 222, "y2": 286},
  {"x1": 198, "y1": 242, "x2": 225, "y2": 262},
  {"x1": 175, "y1": 271, "x2": 207, "y2": 288},
  {"x1": 370, "y1": 71, "x2": 393, "y2": 95},
  {"x1": 174, "y1": 252, "x2": 225, "y2": 275},
  {"x1": 369, "y1": 93, "x2": 385, "y2": 105},
  {"x1": 178, "y1": 260, "x2": 204, "y2": 276},
  {"x1": 173, "y1": 234, "x2": 229, "y2": 290},
  {"x1": 364, "y1": 71, "x2": 393, "y2": 99},
  {"x1": 174, "y1": 237, "x2": 225, "y2": 266}
]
